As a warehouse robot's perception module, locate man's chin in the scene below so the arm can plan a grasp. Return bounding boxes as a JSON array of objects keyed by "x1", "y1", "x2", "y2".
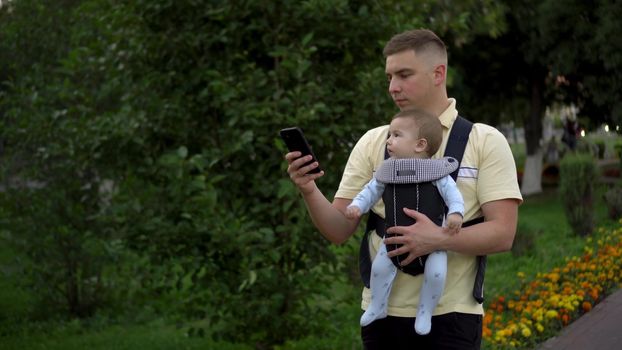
[{"x1": 395, "y1": 101, "x2": 413, "y2": 110}]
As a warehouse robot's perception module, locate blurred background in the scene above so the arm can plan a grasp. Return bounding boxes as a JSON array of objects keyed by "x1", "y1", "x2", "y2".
[{"x1": 0, "y1": 0, "x2": 620, "y2": 349}]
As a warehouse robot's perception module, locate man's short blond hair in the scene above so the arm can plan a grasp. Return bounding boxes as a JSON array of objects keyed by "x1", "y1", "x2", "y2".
[{"x1": 383, "y1": 29, "x2": 447, "y2": 67}]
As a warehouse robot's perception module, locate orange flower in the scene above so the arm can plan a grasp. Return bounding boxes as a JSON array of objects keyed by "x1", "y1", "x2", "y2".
[
  {"x1": 482, "y1": 223, "x2": 622, "y2": 349},
  {"x1": 590, "y1": 288, "x2": 599, "y2": 301}
]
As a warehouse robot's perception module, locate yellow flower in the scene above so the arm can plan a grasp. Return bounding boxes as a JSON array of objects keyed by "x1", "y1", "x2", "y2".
[
  {"x1": 549, "y1": 272, "x2": 560, "y2": 282},
  {"x1": 522, "y1": 327, "x2": 532, "y2": 338},
  {"x1": 546, "y1": 310, "x2": 558, "y2": 319}
]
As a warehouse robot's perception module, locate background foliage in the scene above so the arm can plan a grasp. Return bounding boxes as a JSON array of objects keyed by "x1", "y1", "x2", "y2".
[
  {"x1": 0, "y1": 0, "x2": 620, "y2": 349},
  {"x1": 559, "y1": 153, "x2": 597, "y2": 236}
]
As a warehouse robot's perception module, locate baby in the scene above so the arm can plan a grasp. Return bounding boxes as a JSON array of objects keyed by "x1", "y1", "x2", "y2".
[{"x1": 346, "y1": 108, "x2": 464, "y2": 335}]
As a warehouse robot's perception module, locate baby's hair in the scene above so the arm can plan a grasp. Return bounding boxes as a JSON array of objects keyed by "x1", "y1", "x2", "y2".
[{"x1": 393, "y1": 109, "x2": 443, "y2": 156}]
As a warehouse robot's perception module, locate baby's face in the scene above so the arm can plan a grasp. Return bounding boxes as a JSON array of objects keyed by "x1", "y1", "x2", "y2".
[{"x1": 386, "y1": 117, "x2": 426, "y2": 159}]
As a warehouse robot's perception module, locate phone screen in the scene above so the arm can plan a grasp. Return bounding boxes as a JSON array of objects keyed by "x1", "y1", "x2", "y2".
[{"x1": 279, "y1": 127, "x2": 321, "y2": 174}]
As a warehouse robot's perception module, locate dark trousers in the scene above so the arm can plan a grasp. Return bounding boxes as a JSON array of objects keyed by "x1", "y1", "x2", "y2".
[{"x1": 361, "y1": 313, "x2": 482, "y2": 350}]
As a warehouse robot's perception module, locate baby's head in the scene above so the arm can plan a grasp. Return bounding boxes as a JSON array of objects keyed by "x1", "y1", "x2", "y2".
[{"x1": 386, "y1": 108, "x2": 442, "y2": 159}]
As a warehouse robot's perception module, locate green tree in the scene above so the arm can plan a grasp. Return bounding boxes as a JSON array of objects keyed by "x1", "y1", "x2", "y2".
[
  {"x1": 0, "y1": 0, "x2": 507, "y2": 347},
  {"x1": 450, "y1": 0, "x2": 622, "y2": 196},
  {"x1": 538, "y1": 0, "x2": 622, "y2": 128}
]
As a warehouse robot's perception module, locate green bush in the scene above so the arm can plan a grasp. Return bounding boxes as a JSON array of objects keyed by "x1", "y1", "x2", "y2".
[
  {"x1": 558, "y1": 153, "x2": 598, "y2": 236},
  {"x1": 603, "y1": 186, "x2": 622, "y2": 220},
  {"x1": 0, "y1": 0, "x2": 395, "y2": 347},
  {"x1": 615, "y1": 142, "x2": 622, "y2": 166},
  {"x1": 0, "y1": 0, "x2": 510, "y2": 348}
]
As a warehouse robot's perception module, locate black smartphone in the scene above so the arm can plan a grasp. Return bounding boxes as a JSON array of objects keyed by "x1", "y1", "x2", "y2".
[{"x1": 279, "y1": 127, "x2": 321, "y2": 174}]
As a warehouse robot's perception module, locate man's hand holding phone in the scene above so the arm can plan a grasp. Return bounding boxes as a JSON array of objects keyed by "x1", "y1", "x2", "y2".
[{"x1": 281, "y1": 127, "x2": 324, "y2": 194}]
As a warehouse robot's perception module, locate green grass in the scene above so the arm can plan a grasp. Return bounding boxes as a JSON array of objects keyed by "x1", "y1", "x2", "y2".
[
  {"x1": 486, "y1": 185, "x2": 610, "y2": 300},
  {"x1": 0, "y1": 239, "x2": 34, "y2": 337},
  {"x1": 1, "y1": 322, "x2": 251, "y2": 350},
  {"x1": 0, "y1": 240, "x2": 249, "y2": 350}
]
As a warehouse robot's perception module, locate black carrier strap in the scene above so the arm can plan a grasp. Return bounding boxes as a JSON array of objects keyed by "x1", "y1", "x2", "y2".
[
  {"x1": 445, "y1": 116, "x2": 472, "y2": 181},
  {"x1": 359, "y1": 116, "x2": 488, "y2": 303}
]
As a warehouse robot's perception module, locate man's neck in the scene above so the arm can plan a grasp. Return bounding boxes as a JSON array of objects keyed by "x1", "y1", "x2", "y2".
[{"x1": 427, "y1": 94, "x2": 451, "y2": 118}]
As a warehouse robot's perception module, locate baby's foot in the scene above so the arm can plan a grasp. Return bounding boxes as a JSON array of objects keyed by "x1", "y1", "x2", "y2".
[
  {"x1": 360, "y1": 305, "x2": 387, "y2": 326},
  {"x1": 415, "y1": 310, "x2": 431, "y2": 335}
]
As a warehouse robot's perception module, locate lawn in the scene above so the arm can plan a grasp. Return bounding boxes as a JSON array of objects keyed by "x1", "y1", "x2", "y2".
[{"x1": 485, "y1": 187, "x2": 603, "y2": 300}]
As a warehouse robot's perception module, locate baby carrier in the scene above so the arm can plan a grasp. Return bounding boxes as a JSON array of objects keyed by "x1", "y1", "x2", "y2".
[
  {"x1": 358, "y1": 116, "x2": 487, "y2": 303},
  {"x1": 374, "y1": 157, "x2": 458, "y2": 275}
]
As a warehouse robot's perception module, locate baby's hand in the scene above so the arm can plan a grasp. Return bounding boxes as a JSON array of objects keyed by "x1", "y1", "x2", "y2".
[
  {"x1": 444, "y1": 213, "x2": 463, "y2": 235},
  {"x1": 346, "y1": 206, "x2": 362, "y2": 219}
]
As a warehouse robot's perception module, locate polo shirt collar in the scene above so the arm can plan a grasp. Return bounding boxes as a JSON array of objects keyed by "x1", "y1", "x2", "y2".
[{"x1": 439, "y1": 98, "x2": 458, "y2": 129}]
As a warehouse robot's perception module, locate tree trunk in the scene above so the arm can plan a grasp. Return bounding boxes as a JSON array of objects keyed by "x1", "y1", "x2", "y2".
[
  {"x1": 521, "y1": 150, "x2": 543, "y2": 195},
  {"x1": 520, "y1": 69, "x2": 545, "y2": 195}
]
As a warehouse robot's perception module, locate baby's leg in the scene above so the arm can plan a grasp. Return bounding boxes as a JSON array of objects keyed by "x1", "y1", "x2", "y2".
[
  {"x1": 415, "y1": 250, "x2": 447, "y2": 335},
  {"x1": 360, "y1": 243, "x2": 397, "y2": 327}
]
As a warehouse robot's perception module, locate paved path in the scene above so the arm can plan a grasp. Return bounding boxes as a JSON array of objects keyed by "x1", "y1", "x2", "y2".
[{"x1": 537, "y1": 288, "x2": 622, "y2": 350}]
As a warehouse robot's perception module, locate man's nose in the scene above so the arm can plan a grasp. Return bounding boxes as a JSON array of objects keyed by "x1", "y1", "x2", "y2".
[{"x1": 389, "y1": 78, "x2": 400, "y2": 93}]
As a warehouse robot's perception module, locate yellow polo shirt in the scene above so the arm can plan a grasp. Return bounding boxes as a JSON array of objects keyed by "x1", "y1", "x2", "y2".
[{"x1": 335, "y1": 99, "x2": 523, "y2": 317}]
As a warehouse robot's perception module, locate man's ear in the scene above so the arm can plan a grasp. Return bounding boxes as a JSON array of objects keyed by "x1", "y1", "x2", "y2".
[
  {"x1": 432, "y1": 64, "x2": 446, "y2": 86},
  {"x1": 414, "y1": 138, "x2": 428, "y2": 154}
]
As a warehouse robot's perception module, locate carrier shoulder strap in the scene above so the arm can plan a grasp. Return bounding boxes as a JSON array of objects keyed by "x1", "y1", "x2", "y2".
[
  {"x1": 444, "y1": 116, "x2": 472, "y2": 181},
  {"x1": 439, "y1": 116, "x2": 487, "y2": 303}
]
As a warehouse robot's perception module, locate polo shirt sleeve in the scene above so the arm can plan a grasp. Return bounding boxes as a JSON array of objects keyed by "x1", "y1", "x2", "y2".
[
  {"x1": 476, "y1": 126, "x2": 523, "y2": 205},
  {"x1": 335, "y1": 130, "x2": 378, "y2": 200}
]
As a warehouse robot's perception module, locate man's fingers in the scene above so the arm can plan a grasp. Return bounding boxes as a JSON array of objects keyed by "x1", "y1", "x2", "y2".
[
  {"x1": 402, "y1": 208, "x2": 424, "y2": 219},
  {"x1": 284, "y1": 151, "x2": 302, "y2": 162},
  {"x1": 286, "y1": 154, "x2": 312, "y2": 171},
  {"x1": 383, "y1": 231, "x2": 406, "y2": 243},
  {"x1": 385, "y1": 225, "x2": 408, "y2": 236}
]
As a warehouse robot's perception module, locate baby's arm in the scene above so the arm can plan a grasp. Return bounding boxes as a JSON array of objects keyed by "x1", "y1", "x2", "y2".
[
  {"x1": 345, "y1": 205, "x2": 362, "y2": 219},
  {"x1": 436, "y1": 175, "x2": 464, "y2": 234},
  {"x1": 346, "y1": 178, "x2": 384, "y2": 219},
  {"x1": 445, "y1": 213, "x2": 463, "y2": 234}
]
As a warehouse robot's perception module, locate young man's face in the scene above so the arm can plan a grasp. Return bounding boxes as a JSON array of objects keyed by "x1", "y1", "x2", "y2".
[
  {"x1": 386, "y1": 117, "x2": 426, "y2": 159},
  {"x1": 385, "y1": 49, "x2": 435, "y2": 111}
]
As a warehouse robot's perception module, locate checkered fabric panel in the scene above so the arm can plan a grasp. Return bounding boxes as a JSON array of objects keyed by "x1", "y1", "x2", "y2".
[{"x1": 374, "y1": 157, "x2": 458, "y2": 184}]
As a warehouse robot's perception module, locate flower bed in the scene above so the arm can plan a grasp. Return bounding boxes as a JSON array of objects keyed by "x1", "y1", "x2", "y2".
[{"x1": 482, "y1": 220, "x2": 622, "y2": 349}]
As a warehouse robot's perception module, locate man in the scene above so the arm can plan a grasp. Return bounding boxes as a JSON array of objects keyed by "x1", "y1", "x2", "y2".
[{"x1": 285, "y1": 29, "x2": 522, "y2": 349}]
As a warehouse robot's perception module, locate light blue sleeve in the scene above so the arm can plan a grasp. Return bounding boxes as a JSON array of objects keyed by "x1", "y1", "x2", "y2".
[
  {"x1": 435, "y1": 176, "x2": 464, "y2": 216},
  {"x1": 348, "y1": 178, "x2": 385, "y2": 214}
]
